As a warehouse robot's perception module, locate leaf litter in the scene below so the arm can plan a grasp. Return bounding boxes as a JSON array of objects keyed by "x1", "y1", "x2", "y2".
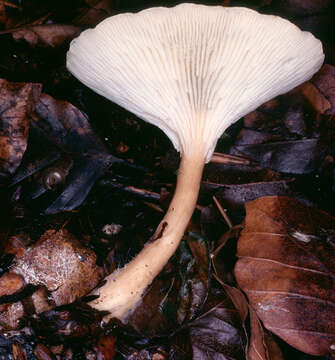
[{"x1": 0, "y1": 0, "x2": 335, "y2": 359}]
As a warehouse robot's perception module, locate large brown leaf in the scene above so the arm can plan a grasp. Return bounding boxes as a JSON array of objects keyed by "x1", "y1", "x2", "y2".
[{"x1": 235, "y1": 196, "x2": 335, "y2": 356}]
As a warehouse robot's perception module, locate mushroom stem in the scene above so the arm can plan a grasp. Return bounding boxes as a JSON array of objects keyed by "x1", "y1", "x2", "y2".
[{"x1": 89, "y1": 147, "x2": 206, "y2": 321}]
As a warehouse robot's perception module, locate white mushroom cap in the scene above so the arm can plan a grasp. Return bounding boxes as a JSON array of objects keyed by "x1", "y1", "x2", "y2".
[{"x1": 67, "y1": 3, "x2": 324, "y2": 162}]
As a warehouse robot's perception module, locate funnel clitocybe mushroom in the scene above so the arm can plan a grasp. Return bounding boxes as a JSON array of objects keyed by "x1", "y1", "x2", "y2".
[{"x1": 67, "y1": 3, "x2": 324, "y2": 322}]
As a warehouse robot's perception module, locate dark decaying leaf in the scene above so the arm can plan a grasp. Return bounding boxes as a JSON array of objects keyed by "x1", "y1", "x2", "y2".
[
  {"x1": 33, "y1": 343, "x2": 57, "y2": 360},
  {"x1": 235, "y1": 196, "x2": 335, "y2": 356},
  {"x1": 127, "y1": 232, "x2": 210, "y2": 337},
  {"x1": 233, "y1": 139, "x2": 321, "y2": 174},
  {"x1": 126, "y1": 273, "x2": 176, "y2": 337},
  {"x1": 43, "y1": 155, "x2": 112, "y2": 214},
  {"x1": 234, "y1": 129, "x2": 281, "y2": 146},
  {"x1": 9, "y1": 147, "x2": 61, "y2": 186},
  {"x1": 214, "y1": 180, "x2": 293, "y2": 213},
  {"x1": 176, "y1": 232, "x2": 211, "y2": 324},
  {"x1": 203, "y1": 162, "x2": 283, "y2": 187},
  {"x1": 302, "y1": 64, "x2": 335, "y2": 115},
  {"x1": 14, "y1": 92, "x2": 121, "y2": 213},
  {"x1": 171, "y1": 286, "x2": 246, "y2": 360},
  {"x1": 0, "y1": 3, "x2": 6, "y2": 27},
  {"x1": 33, "y1": 93, "x2": 107, "y2": 154},
  {"x1": 30, "y1": 301, "x2": 104, "y2": 344},
  {"x1": 0, "y1": 252, "x2": 15, "y2": 276},
  {"x1": 0, "y1": 78, "x2": 41, "y2": 181},
  {"x1": 2, "y1": 24, "x2": 82, "y2": 48},
  {"x1": 11, "y1": 229, "x2": 103, "y2": 306},
  {"x1": 73, "y1": 0, "x2": 114, "y2": 26}
]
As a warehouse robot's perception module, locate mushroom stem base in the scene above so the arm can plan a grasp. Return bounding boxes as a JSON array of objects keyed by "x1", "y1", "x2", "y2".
[{"x1": 89, "y1": 148, "x2": 206, "y2": 322}]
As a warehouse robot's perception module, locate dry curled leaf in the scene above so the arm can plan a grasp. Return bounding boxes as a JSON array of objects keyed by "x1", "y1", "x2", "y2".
[
  {"x1": 0, "y1": 79, "x2": 41, "y2": 181},
  {"x1": 235, "y1": 196, "x2": 335, "y2": 356}
]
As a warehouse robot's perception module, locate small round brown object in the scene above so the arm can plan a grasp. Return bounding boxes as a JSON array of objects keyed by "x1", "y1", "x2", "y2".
[{"x1": 43, "y1": 168, "x2": 66, "y2": 190}]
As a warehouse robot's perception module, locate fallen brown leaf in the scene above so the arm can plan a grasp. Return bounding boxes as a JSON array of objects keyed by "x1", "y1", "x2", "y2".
[
  {"x1": 73, "y1": 0, "x2": 114, "y2": 26},
  {"x1": 0, "y1": 79, "x2": 41, "y2": 181},
  {"x1": 248, "y1": 307, "x2": 284, "y2": 360},
  {"x1": 94, "y1": 334, "x2": 116, "y2": 360},
  {"x1": 302, "y1": 64, "x2": 335, "y2": 115},
  {"x1": 0, "y1": 272, "x2": 25, "y2": 297},
  {"x1": 0, "y1": 301, "x2": 24, "y2": 328},
  {"x1": 0, "y1": 3, "x2": 6, "y2": 26},
  {"x1": 34, "y1": 343, "x2": 57, "y2": 360},
  {"x1": 12, "y1": 229, "x2": 103, "y2": 306},
  {"x1": 235, "y1": 196, "x2": 335, "y2": 356},
  {"x1": 5, "y1": 24, "x2": 82, "y2": 48}
]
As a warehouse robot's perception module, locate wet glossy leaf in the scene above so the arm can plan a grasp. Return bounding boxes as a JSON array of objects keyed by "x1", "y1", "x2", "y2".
[
  {"x1": 235, "y1": 196, "x2": 335, "y2": 356},
  {"x1": 0, "y1": 78, "x2": 41, "y2": 182}
]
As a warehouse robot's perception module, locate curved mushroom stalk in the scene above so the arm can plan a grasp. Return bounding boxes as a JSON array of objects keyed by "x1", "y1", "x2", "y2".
[
  {"x1": 90, "y1": 147, "x2": 205, "y2": 320},
  {"x1": 67, "y1": 3, "x2": 324, "y2": 322}
]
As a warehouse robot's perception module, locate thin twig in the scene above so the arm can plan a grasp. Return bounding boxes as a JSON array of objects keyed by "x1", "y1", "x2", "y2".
[
  {"x1": 213, "y1": 195, "x2": 233, "y2": 228},
  {"x1": 143, "y1": 201, "x2": 164, "y2": 213},
  {"x1": 1, "y1": 1, "x2": 21, "y2": 9},
  {"x1": 210, "y1": 152, "x2": 251, "y2": 165}
]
